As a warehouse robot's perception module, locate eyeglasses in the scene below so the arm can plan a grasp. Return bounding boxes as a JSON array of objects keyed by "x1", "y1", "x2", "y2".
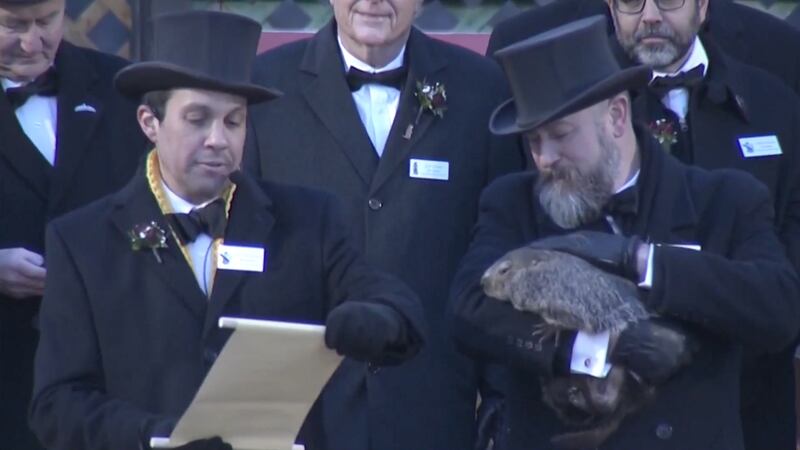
[{"x1": 613, "y1": 0, "x2": 686, "y2": 14}]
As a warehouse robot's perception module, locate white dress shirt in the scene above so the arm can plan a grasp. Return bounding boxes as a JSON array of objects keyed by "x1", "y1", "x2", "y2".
[
  {"x1": 2, "y1": 78, "x2": 58, "y2": 165},
  {"x1": 651, "y1": 36, "x2": 710, "y2": 126},
  {"x1": 570, "y1": 170, "x2": 656, "y2": 378},
  {"x1": 163, "y1": 182, "x2": 216, "y2": 295},
  {"x1": 338, "y1": 38, "x2": 405, "y2": 156}
]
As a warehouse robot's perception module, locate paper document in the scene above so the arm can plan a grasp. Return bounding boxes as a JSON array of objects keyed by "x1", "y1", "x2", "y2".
[{"x1": 150, "y1": 317, "x2": 343, "y2": 450}]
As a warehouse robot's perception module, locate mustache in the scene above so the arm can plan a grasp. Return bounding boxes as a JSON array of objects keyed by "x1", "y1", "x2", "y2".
[{"x1": 633, "y1": 23, "x2": 677, "y2": 42}]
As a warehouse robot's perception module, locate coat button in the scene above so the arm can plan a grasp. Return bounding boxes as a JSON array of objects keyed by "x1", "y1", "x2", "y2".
[
  {"x1": 655, "y1": 423, "x2": 673, "y2": 440},
  {"x1": 203, "y1": 349, "x2": 218, "y2": 365},
  {"x1": 368, "y1": 198, "x2": 383, "y2": 210}
]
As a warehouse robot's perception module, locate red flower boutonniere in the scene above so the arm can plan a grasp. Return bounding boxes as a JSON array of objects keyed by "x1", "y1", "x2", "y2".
[
  {"x1": 129, "y1": 221, "x2": 168, "y2": 263},
  {"x1": 648, "y1": 119, "x2": 678, "y2": 152},
  {"x1": 404, "y1": 80, "x2": 447, "y2": 140}
]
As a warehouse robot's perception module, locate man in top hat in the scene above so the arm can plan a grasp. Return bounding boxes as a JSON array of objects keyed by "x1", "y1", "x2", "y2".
[
  {"x1": 450, "y1": 16, "x2": 800, "y2": 449},
  {"x1": 0, "y1": 0, "x2": 147, "y2": 448},
  {"x1": 486, "y1": 0, "x2": 800, "y2": 95},
  {"x1": 28, "y1": 10, "x2": 426, "y2": 450},
  {"x1": 243, "y1": 0, "x2": 524, "y2": 448}
]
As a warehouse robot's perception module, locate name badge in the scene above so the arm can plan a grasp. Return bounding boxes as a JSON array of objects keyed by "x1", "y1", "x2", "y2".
[
  {"x1": 217, "y1": 245, "x2": 265, "y2": 272},
  {"x1": 409, "y1": 158, "x2": 449, "y2": 181},
  {"x1": 738, "y1": 135, "x2": 782, "y2": 158}
]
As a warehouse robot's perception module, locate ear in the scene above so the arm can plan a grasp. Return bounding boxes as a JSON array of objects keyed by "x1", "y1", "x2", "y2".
[
  {"x1": 137, "y1": 105, "x2": 160, "y2": 144},
  {"x1": 697, "y1": 0, "x2": 709, "y2": 23},
  {"x1": 606, "y1": 93, "x2": 629, "y2": 138}
]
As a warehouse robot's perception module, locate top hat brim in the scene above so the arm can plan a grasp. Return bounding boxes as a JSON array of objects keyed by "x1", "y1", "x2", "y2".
[
  {"x1": 114, "y1": 62, "x2": 282, "y2": 105},
  {"x1": 489, "y1": 65, "x2": 651, "y2": 136}
]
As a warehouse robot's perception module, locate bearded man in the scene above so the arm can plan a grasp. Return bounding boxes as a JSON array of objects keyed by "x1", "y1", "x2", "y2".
[{"x1": 450, "y1": 16, "x2": 800, "y2": 449}]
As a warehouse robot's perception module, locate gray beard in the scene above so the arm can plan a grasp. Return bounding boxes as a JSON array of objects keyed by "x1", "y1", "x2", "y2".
[
  {"x1": 537, "y1": 133, "x2": 619, "y2": 229},
  {"x1": 619, "y1": 20, "x2": 697, "y2": 70}
]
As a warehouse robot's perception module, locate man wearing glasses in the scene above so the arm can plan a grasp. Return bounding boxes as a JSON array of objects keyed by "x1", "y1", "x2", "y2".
[{"x1": 608, "y1": 1, "x2": 800, "y2": 448}]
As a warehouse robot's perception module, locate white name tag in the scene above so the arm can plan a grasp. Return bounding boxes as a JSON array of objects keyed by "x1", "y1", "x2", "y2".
[
  {"x1": 738, "y1": 135, "x2": 782, "y2": 158},
  {"x1": 409, "y1": 158, "x2": 449, "y2": 181},
  {"x1": 217, "y1": 244, "x2": 265, "y2": 272}
]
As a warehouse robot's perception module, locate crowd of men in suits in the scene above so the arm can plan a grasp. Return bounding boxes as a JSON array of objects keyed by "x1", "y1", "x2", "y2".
[{"x1": 1, "y1": 0, "x2": 800, "y2": 449}]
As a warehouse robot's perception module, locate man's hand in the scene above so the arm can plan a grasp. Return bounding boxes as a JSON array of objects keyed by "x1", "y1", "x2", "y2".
[
  {"x1": 325, "y1": 302, "x2": 409, "y2": 365},
  {"x1": 173, "y1": 437, "x2": 232, "y2": 450},
  {"x1": 609, "y1": 319, "x2": 695, "y2": 384},
  {"x1": 0, "y1": 248, "x2": 46, "y2": 299},
  {"x1": 530, "y1": 231, "x2": 645, "y2": 282}
]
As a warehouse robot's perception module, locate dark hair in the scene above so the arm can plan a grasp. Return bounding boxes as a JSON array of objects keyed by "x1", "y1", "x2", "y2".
[{"x1": 140, "y1": 90, "x2": 173, "y2": 121}]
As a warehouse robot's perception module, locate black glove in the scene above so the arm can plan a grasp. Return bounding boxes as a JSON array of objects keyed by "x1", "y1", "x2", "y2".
[
  {"x1": 325, "y1": 302, "x2": 409, "y2": 365},
  {"x1": 475, "y1": 397, "x2": 507, "y2": 450},
  {"x1": 173, "y1": 438, "x2": 232, "y2": 450},
  {"x1": 609, "y1": 319, "x2": 694, "y2": 384},
  {"x1": 530, "y1": 231, "x2": 644, "y2": 281}
]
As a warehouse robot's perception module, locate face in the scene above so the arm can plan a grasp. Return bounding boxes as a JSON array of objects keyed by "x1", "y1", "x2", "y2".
[
  {"x1": 138, "y1": 88, "x2": 247, "y2": 204},
  {"x1": 332, "y1": 0, "x2": 422, "y2": 51},
  {"x1": 526, "y1": 103, "x2": 621, "y2": 229},
  {"x1": 0, "y1": 0, "x2": 64, "y2": 82},
  {"x1": 608, "y1": 0, "x2": 707, "y2": 71}
]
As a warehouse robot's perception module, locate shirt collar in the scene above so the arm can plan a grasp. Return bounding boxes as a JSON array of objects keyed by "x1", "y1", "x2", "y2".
[
  {"x1": 652, "y1": 36, "x2": 709, "y2": 79},
  {"x1": 161, "y1": 180, "x2": 219, "y2": 214},
  {"x1": 616, "y1": 169, "x2": 640, "y2": 193},
  {"x1": 337, "y1": 36, "x2": 405, "y2": 73}
]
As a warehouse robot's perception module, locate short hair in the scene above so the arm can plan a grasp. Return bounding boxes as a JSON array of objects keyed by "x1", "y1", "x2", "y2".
[{"x1": 140, "y1": 90, "x2": 172, "y2": 121}]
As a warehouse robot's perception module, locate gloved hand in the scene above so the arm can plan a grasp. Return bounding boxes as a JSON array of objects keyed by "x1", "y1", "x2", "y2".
[
  {"x1": 609, "y1": 319, "x2": 695, "y2": 384},
  {"x1": 173, "y1": 437, "x2": 233, "y2": 450},
  {"x1": 475, "y1": 397, "x2": 507, "y2": 450},
  {"x1": 530, "y1": 231, "x2": 645, "y2": 281},
  {"x1": 325, "y1": 302, "x2": 408, "y2": 365}
]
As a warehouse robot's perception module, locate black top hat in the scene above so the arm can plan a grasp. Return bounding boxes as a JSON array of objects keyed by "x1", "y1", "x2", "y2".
[
  {"x1": 115, "y1": 10, "x2": 281, "y2": 104},
  {"x1": 489, "y1": 16, "x2": 651, "y2": 135}
]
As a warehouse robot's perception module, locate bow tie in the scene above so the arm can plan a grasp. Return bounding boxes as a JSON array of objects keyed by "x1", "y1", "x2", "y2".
[
  {"x1": 346, "y1": 66, "x2": 407, "y2": 92},
  {"x1": 5, "y1": 67, "x2": 58, "y2": 109},
  {"x1": 166, "y1": 198, "x2": 227, "y2": 244},
  {"x1": 604, "y1": 185, "x2": 639, "y2": 218},
  {"x1": 650, "y1": 64, "x2": 705, "y2": 98}
]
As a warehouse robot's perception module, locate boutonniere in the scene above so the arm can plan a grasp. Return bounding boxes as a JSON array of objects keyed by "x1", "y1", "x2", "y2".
[
  {"x1": 129, "y1": 221, "x2": 168, "y2": 263},
  {"x1": 404, "y1": 79, "x2": 447, "y2": 140},
  {"x1": 648, "y1": 118, "x2": 678, "y2": 152}
]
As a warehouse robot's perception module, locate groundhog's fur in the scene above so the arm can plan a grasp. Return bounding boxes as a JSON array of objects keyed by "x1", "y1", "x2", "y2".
[{"x1": 481, "y1": 246, "x2": 656, "y2": 449}]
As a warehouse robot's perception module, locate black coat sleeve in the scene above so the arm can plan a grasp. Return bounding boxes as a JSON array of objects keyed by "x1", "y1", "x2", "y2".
[
  {"x1": 449, "y1": 177, "x2": 564, "y2": 377},
  {"x1": 647, "y1": 176, "x2": 800, "y2": 353},
  {"x1": 320, "y1": 194, "x2": 427, "y2": 358},
  {"x1": 30, "y1": 223, "x2": 171, "y2": 450}
]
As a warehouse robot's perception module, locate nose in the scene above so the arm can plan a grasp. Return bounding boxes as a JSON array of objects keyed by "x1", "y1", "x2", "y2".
[
  {"x1": 640, "y1": 0, "x2": 664, "y2": 23},
  {"x1": 19, "y1": 27, "x2": 43, "y2": 54},
  {"x1": 534, "y1": 143, "x2": 560, "y2": 171},
  {"x1": 204, "y1": 119, "x2": 228, "y2": 149}
]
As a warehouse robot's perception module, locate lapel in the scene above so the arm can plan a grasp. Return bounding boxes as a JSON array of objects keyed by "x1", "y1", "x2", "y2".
[
  {"x1": 370, "y1": 28, "x2": 447, "y2": 192},
  {"x1": 0, "y1": 92, "x2": 51, "y2": 200},
  {"x1": 50, "y1": 41, "x2": 103, "y2": 208},
  {"x1": 631, "y1": 129, "x2": 699, "y2": 243},
  {"x1": 110, "y1": 169, "x2": 208, "y2": 319},
  {"x1": 299, "y1": 22, "x2": 378, "y2": 187},
  {"x1": 203, "y1": 172, "x2": 275, "y2": 337}
]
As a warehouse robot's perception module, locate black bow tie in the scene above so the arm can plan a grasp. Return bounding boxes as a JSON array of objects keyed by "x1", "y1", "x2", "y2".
[
  {"x1": 5, "y1": 67, "x2": 58, "y2": 109},
  {"x1": 650, "y1": 64, "x2": 705, "y2": 98},
  {"x1": 345, "y1": 66, "x2": 407, "y2": 92},
  {"x1": 604, "y1": 185, "x2": 639, "y2": 217},
  {"x1": 166, "y1": 198, "x2": 227, "y2": 244}
]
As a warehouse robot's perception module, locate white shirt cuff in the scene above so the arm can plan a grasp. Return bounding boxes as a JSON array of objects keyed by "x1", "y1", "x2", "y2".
[
  {"x1": 570, "y1": 330, "x2": 612, "y2": 378},
  {"x1": 638, "y1": 244, "x2": 655, "y2": 289}
]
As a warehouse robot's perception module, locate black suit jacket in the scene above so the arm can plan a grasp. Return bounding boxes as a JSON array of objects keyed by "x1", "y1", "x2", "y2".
[
  {"x1": 245, "y1": 22, "x2": 524, "y2": 450},
  {"x1": 486, "y1": 0, "x2": 800, "y2": 94},
  {"x1": 0, "y1": 41, "x2": 147, "y2": 450},
  {"x1": 628, "y1": 36, "x2": 800, "y2": 450},
  {"x1": 29, "y1": 169, "x2": 426, "y2": 450},
  {"x1": 450, "y1": 133, "x2": 800, "y2": 449}
]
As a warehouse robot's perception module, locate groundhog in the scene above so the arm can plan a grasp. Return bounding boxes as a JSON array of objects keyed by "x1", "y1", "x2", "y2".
[{"x1": 481, "y1": 246, "x2": 660, "y2": 449}]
